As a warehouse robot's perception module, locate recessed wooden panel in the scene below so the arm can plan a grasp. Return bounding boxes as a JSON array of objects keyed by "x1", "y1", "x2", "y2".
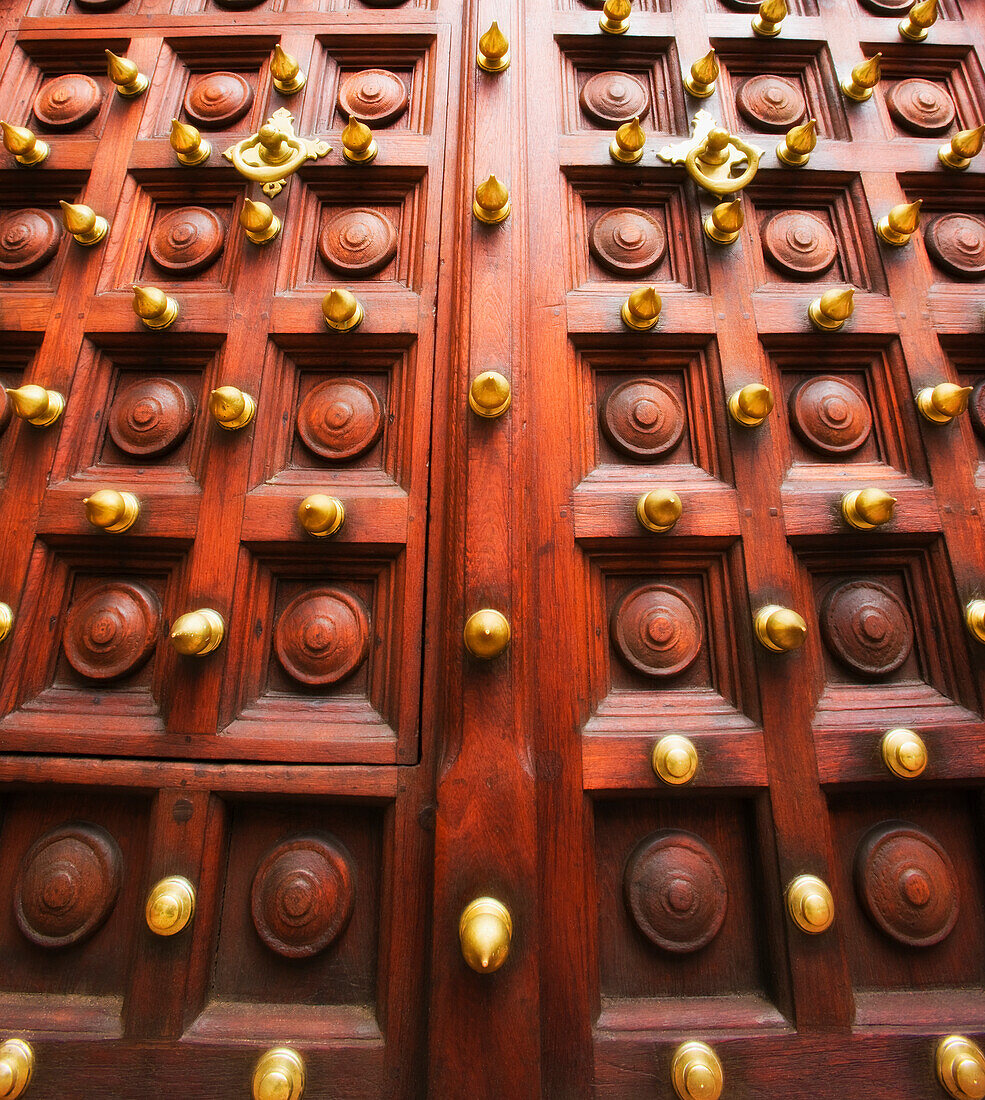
[{"x1": 876, "y1": 46, "x2": 985, "y2": 139}]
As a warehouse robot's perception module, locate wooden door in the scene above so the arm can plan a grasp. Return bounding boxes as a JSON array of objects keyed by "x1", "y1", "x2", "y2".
[{"x1": 1, "y1": 0, "x2": 985, "y2": 1095}]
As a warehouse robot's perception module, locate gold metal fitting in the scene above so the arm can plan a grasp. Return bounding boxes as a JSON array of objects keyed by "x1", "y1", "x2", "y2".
[
  {"x1": 609, "y1": 117, "x2": 646, "y2": 164},
  {"x1": 169, "y1": 118, "x2": 211, "y2": 166},
  {"x1": 684, "y1": 49, "x2": 718, "y2": 99},
  {"x1": 169, "y1": 609, "x2": 225, "y2": 656},
  {"x1": 463, "y1": 609, "x2": 511, "y2": 659},
  {"x1": 132, "y1": 285, "x2": 179, "y2": 330},
  {"x1": 728, "y1": 383, "x2": 774, "y2": 427},
  {"x1": 841, "y1": 487, "x2": 896, "y2": 530},
  {"x1": 469, "y1": 371, "x2": 512, "y2": 418},
  {"x1": 0, "y1": 1038, "x2": 34, "y2": 1099},
  {"x1": 877, "y1": 199, "x2": 922, "y2": 246},
  {"x1": 776, "y1": 118, "x2": 817, "y2": 167},
  {"x1": 621, "y1": 286, "x2": 661, "y2": 330},
  {"x1": 473, "y1": 174, "x2": 511, "y2": 223},
  {"x1": 704, "y1": 199, "x2": 743, "y2": 245},
  {"x1": 754, "y1": 605, "x2": 807, "y2": 652},
  {"x1": 459, "y1": 897, "x2": 512, "y2": 973},
  {"x1": 915, "y1": 382, "x2": 972, "y2": 423},
  {"x1": 60, "y1": 200, "x2": 108, "y2": 246},
  {"x1": 477, "y1": 21, "x2": 510, "y2": 73},
  {"x1": 965, "y1": 599, "x2": 985, "y2": 644},
  {"x1": 786, "y1": 874, "x2": 834, "y2": 934},
  {"x1": 599, "y1": 0, "x2": 631, "y2": 35},
  {"x1": 83, "y1": 489, "x2": 140, "y2": 533},
  {"x1": 672, "y1": 1040, "x2": 723, "y2": 1100},
  {"x1": 936, "y1": 1035, "x2": 985, "y2": 1100},
  {"x1": 752, "y1": 0, "x2": 787, "y2": 38},
  {"x1": 297, "y1": 493, "x2": 345, "y2": 537},
  {"x1": 939, "y1": 125, "x2": 985, "y2": 171},
  {"x1": 636, "y1": 488, "x2": 682, "y2": 533},
  {"x1": 0, "y1": 120, "x2": 49, "y2": 166},
  {"x1": 808, "y1": 286, "x2": 855, "y2": 331},
  {"x1": 651, "y1": 734, "x2": 698, "y2": 786},
  {"x1": 240, "y1": 197, "x2": 281, "y2": 244},
  {"x1": 321, "y1": 288, "x2": 364, "y2": 332},
  {"x1": 209, "y1": 386, "x2": 256, "y2": 430},
  {"x1": 0, "y1": 603, "x2": 13, "y2": 643},
  {"x1": 341, "y1": 117, "x2": 378, "y2": 164},
  {"x1": 145, "y1": 875, "x2": 196, "y2": 935},
  {"x1": 223, "y1": 108, "x2": 331, "y2": 199},
  {"x1": 658, "y1": 112, "x2": 763, "y2": 198},
  {"x1": 105, "y1": 49, "x2": 148, "y2": 98},
  {"x1": 841, "y1": 53, "x2": 882, "y2": 102},
  {"x1": 881, "y1": 727, "x2": 927, "y2": 779},
  {"x1": 252, "y1": 1048, "x2": 306, "y2": 1100},
  {"x1": 5, "y1": 384, "x2": 64, "y2": 427},
  {"x1": 270, "y1": 44, "x2": 306, "y2": 95},
  {"x1": 899, "y1": 0, "x2": 939, "y2": 42}
]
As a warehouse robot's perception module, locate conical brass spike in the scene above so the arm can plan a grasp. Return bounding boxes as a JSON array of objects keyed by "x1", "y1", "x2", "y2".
[
  {"x1": 939, "y1": 124, "x2": 985, "y2": 170},
  {"x1": 899, "y1": 0, "x2": 939, "y2": 41},
  {"x1": 0, "y1": 602, "x2": 13, "y2": 643},
  {"x1": 808, "y1": 287, "x2": 855, "y2": 331},
  {"x1": 473, "y1": 174, "x2": 511, "y2": 223},
  {"x1": 209, "y1": 386, "x2": 256, "y2": 430},
  {"x1": 60, "y1": 200, "x2": 108, "y2": 246},
  {"x1": 877, "y1": 199, "x2": 922, "y2": 246},
  {"x1": 728, "y1": 383, "x2": 774, "y2": 427},
  {"x1": 599, "y1": 0, "x2": 631, "y2": 35},
  {"x1": 752, "y1": 0, "x2": 787, "y2": 37},
  {"x1": 477, "y1": 21, "x2": 510, "y2": 73},
  {"x1": 132, "y1": 285, "x2": 179, "y2": 330},
  {"x1": 105, "y1": 49, "x2": 148, "y2": 97},
  {"x1": 704, "y1": 199, "x2": 744, "y2": 244},
  {"x1": 610, "y1": 117, "x2": 646, "y2": 164},
  {"x1": 469, "y1": 371, "x2": 512, "y2": 418},
  {"x1": 777, "y1": 118, "x2": 817, "y2": 166},
  {"x1": 297, "y1": 494, "x2": 345, "y2": 537},
  {"x1": 915, "y1": 382, "x2": 972, "y2": 423},
  {"x1": 169, "y1": 118, "x2": 210, "y2": 166},
  {"x1": 636, "y1": 488, "x2": 683, "y2": 533},
  {"x1": 322, "y1": 288, "x2": 364, "y2": 331},
  {"x1": 621, "y1": 286, "x2": 661, "y2": 330},
  {"x1": 82, "y1": 489, "x2": 140, "y2": 533},
  {"x1": 754, "y1": 605, "x2": 807, "y2": 652},
  {"x1": 0, "y1": 119, "x2": 48, "y2": 166},
  {"x1": 170, "y1": 609, "x2": 225, "y2": 656},
  {"x1": 685, "y1": 48, "x2": 718, "y2": 99},
  {"x1": 341, "y1": 117, "x2": 378, "y2": 164},
  {"x1": 459, "y1": 898, "x2": 512, "y2": 973},
  {"x1": 5, "y1": 384, "x2": 64, "y2": 427},
  {"x1": 842, "y1": 53, "x2": 882, "y2": 102},
  {"x1": 239, "y1": 197, "x2": 281, "y2": 244},
  {"x1": 841, "y1": 487, "x2": 896, "y2": 530},
  {"x1": 271, "y1": 44, "x2": 306, "y2": 95},
  {"x1": 966, "y1": 600, "x2": 985, "y2": 644}
]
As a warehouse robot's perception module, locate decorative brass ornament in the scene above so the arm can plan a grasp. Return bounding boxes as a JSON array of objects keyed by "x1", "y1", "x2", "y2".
[
  {"x1": 169, "y1": 118, "x2": 211, "y2": 166},
  {"x1": 59, "y1": 200, "x2": 108, "y2": 246},
  {"x1": 704, "y1": 199, "x2": 743, "y2": 245},
  {"x1": 209, "y1": 386, "x2": 256, "y2": 430},
  {"x1": 252, "y1": 1048, "x2": 306, "y2": 1100},
  {"x1": 659, "y1": 111, "x2": 763, "y2": 198},
  {"x1": 841, "y1": 54, "x2": 882, "y2": 102},
  {"x1": 105, "y1": 49, "x2": 148, "y2": 98},
  {"x1": 728, "y1": 383, "x2": 774, "y2": 427},
  {"x1": 881, "y1": 727, "x2": 928, "y2": 779},
  {"x1": 145, "y1": 875, "x2": 196, "y2": 935},
  {"x1": 939, "y1": 125, "x2": 985, "y2": 170},
  {"x1": 965, "y1": 599, "x2": 985, "y2": 644},
  {"x1": 651, "y1": 734, "x2": 698, "y2": 786},
  {"x1": 83, "y1": 489, "x2": 140, "y2": 533},
  {"x1": 841, "y1": 487, "x2": 896, "y2": 530},
  {"x1": 322, "y1": 288, "x2": 364, "y2": 331},
  {"x1": 609, "y1": 117, "x2": 646, "y2": 165},
  {"x1": 786, "y1": 874, "x2": 835, "y2": 933},
  {"x1": 240, "y1": 197, "x2": 281, "y2": 244},
  {"x1": 469, "y1": 371, "x2": 512, "y2": 418},
  {"x1": 877, "y1": 199, "x2": 922, "y2": 246},
  {"x1": 270, "y1": 44, "x2": 306, "y2": 95},
  {"x1": 473, "y1": 175, "x2": 511, "y2": 223},
  {"x1": 751, "y1": 0, "x2": 787, "y2": 37},
  {"x1": 0, "y1": 603, "x2": 12, "y2": 643},
  {"x1": 223, "y1": 108, "x2": 331, "y2": 199},
  {"x1": 459, "y1": 897, "x2": 512, "y2": 973},
  {"x1": 599, "y1": 0, "x2": 631, "y2": 35},
  {"x1": 5, "y1": 384, "x2": 64, "y2": 427},
  {"x1": 808, "y1": 286, "x2": 855, "y2": 331},
  {"x1": 463, "y1": 609, "x2": 511, "y2": 659},
  {"x1": 899, "y1": 0, "x2": 939, "y2": 42},
  {"x1": 0, "y1": 1038, "x2": 34, "y2": 1099},
  {"x1": 341, "y1": 117, "x2": 378, "y2": 164},
  {"x1": 672, "y1": 1040, "x2": 723, "y2": 1100},
  {"x1": 636, "y1": 488, "x2": 682, "y2": 533},
  {"x1": 0, "y1": 120, "x2": 48, "y2": 166},
  {"x1": 915, "y1": 382, "x2": 972, "y2": 423},
  {"x1": 297, "y1": 494, "x2": 345, "y2": 538},
  {"x1": 621, "y1": 286, "x2": 661, "y2": 330},
  {"x1": 754, "y1": 604, "x2": 807, "y2": 652},
  {"x1": 776, "y1": 118, "x2": 817, "y2": 167},
  {"x1": 684, "y1": 49, "x2": 718, "y2": 99},
  {"x1": 132, "y1": 285, "x2": 179, "y2": 330},
  {"x1": 169, "y1": 609, "x2": 225, "y2": 656},
  {"x1": 477, "y1": 22, "x2": 510, "y2": 73},
  {"x1": 936, "y1": 1035, "x2": 985, "y2": 1100}
]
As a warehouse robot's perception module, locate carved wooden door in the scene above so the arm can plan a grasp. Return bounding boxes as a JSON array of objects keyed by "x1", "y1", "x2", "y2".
[{"x1": 1, "y1": 0, "x2": 985, "y2": 1096}]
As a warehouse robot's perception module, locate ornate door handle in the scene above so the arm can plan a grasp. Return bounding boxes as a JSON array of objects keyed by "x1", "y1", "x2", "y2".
[
  {"x1": 223, "y1": 108, "x2": 331, "y2": 198},
  {"x1": 658, "y1": 110, "x2": 763, "y2": 198}
]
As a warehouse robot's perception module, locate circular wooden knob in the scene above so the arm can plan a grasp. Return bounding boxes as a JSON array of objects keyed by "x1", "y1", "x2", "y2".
[
  {"x1": 145, "y1": 875, "x2": 195, "y2": 936},
  {"x1": 841, "y1": 488, "x2": 896, "y2": 530},
  {"x1": 252, "y1": 1047, "x2": 305, "y2": 1100},
  {"x1": 169, "y1": 609, "x2": 224, "y2": 656},
  {"x1": 636, "y1": 489, "x2": 682, "y2": 533},
  {"x1": 938, "y1": 1036, "x2": 985, "y2": 1100},
  {"x1": 651, "y1": 734, "x2": 698, "y2": 785},
  {"x1": 0, "y1": 1039, "x2": 33, "y2": 1099},
  {"x1": 753, "y1": 605, "x2": 807, "y2": 652},
  {"x1": 459, "y1": 897, "x2": 512, "y2": 973},
  {"x1": 297, "y1": 495, "x2": 345, "y2": 538},
  {"x1": 881, "y1": 728, "x2": 927, "y2": 779},
  {"x1": 672, "y1": 1040, "x2": 723, "y2": 1100},
  {"x1": 469, "y1": 371, "x2": 511, "y2": 418},
  {"x1": 82, "y1": 489, "x2": 139, "y2": 532},
  {"x1": 786, "y1": 874, "x2": 834, "y2": 933},
  {"x1": 463, "y1": 609, "x2": 511, "y2": 659}
]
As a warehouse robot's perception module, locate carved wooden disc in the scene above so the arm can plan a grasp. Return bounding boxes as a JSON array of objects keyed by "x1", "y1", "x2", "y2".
[
  {"x1": 789, "y1": 375, "x2": 873, "y2": 456},
  {"x1": 360, "y1": 0, "x2": 412, "y2": 7},
  {"x1": 63, "y1": 582, "x2": 161, "y2": 681},
  {"x1": 183, "y1": 71, "x2": 254, "y2": 130},
  {"x1": 736, "y1": 75, "x2": 807, "y2": 133},
  {"x1": 820, "y1": 580, "x2": 914, "y2": 678},
  {"x1": 109, "y1": 377, "x2": 196, "y2": 458},
  {"x1": 149, "y1": 207, "x2": 225, "y2": 275},
  {"x1": 855, "y1": 821, "x2": 959, "y2": 948},
  {"x1": 579, "y1": 72, "x2": 650, "y2": 126},
  {"x1": 0, "y1": 208, "x2": 60, "y2": 276},
  {"x1": 859, "y1": 0, "x2": 915, "y2": 12},
  {"x1": 611, "y1": 584, "x2": 703, "y2": 678},
  {"x1": 886, "y1": 79, "x2": 956, "y2": 136},
  {"x1": 251, "y1": 834, "x2": 355, "y2": 958},
  {"x1": 926, "y1": 214, "x2": 985, "y2": 280},
  {"x1": 969, "y1": 382, "x2": 985, "y2": 444},
  {"x1": 624, "y1": 830, "x2": 728, "y2": 954},
  {"x1": 762, "y1": 211, "x2": 838, "y2": 280},
  {"x1": 297, "y1": 378, "x2": 384, "y2": 461},
  {"x1": 212, "y1": 0, "x2": 265, "y2": 7},
  {"x1": 589, "y1": 209, "x2": 667, "y2": 276},
  {"x1": 318, "y1": 209, "x2": 398, "y2": 276},
  {"x1": 275, "y1": 587, "x2": 371, "y2": 686},
  {"x1": 15, "y1": 823, "x2": 122, "y2": 948},
  {"x1": 33, "y1": 74, "x2": 102, "y2": 131},
  {"x1": 719, "y1": 0, "x2": 761, "y2": 7},
  {"x1": 599, "y1": 378, "x2": 685, "y2": 459},
  {"x1": 338, "y1": 69, "x2": 409, "y2": 127},
  {"x1": 73, "y1": 0, "x2": 128, "y2": 10}
]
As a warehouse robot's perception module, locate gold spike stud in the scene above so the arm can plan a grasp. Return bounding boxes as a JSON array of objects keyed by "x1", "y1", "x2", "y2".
[
  {"x1": 636, "y1": 488, "x2": 682, "y2": 533},
  {"x1": 60, "y1": 200, "x2": 108, "y2": 246},
  {"x1": 685, "y1": 48, "x2": 718, "y2": 99},
  {"x1": 752, "y1": 0, "x2": 787, "y2": 37},
  {"x1": 777, "y1": 118, "x2": 817, "y2": 167},
  {"x1": 599, "y1": 0, "x2": 631, "y2": 35},
  {"x1": 672, "y1": 1040, "x2": 723, "y2": 1100},
  {"x1": 459, "y1": 897, "x2": 512, "y2": 973},
  {"x1": 877, "y1": 199, "x2": 922, "y2": 246},
  {"x1": 899, "y1": 0, "x2": 939, "y2": 42},
  {"x1": 82, "y1": 489, "x2": 140, "y2": 533},
  {"x1": 169, "y1": 118, "x2": 210, "y2": 167},
  {"x1": 965, "y1": 599, "x2": 985, "y2": 644},
  {"x1": 463, "y1": 609, "x2": 511, "y2": 659},
  {"x1": 473, "y1": 174, "x2": 511, "y2": 223},
  {"x1": 341, "y1": 117, "x2": 378, "y2": 164},
  {"x1": 145, "y1": 875, "x2": 196, "y2": 935},
  {"x1": 786, "y1": 874, "x2": 835, "y2": 934},
  {"x1": 477, "y1": 21, "x2": 510, "y2": 73},
  {"x1": 939, "y1": 125, "x2": 985, "y2": 170},
  {"x1": 754, "y1": 604, "x2": 807, "y2": 652},
  {"x1": 132, "y1": 285, "x2": 178, "y2": 330},
  {"x1": 169, "y1": 610, "x2": 225, "y2": 656},
  {"x1": 240, "y1": 197, "x2": 281, "y2": 245},
  {"x1": 0, "y1": 120, "x2": 48, "y2": 166},
  {"x1": 322, "y1": 288, "x2": 364, "y2": 332},
  {"x1": 609, "y1": 117, "x2": 646, "y2": 164},
  {"x1": 0, "y1": 603, "x2": 13, "y2": 643},
  {"x1": 5, "y1": 384, "x2": 64, "y2": 427},
  {"x1": 0, "y1": 1038, "x2": 34, "y2": 1099},
  {"x1": 841, "y1": 487, "x2": 896, "y2": 530},
  {"x1": 105, "y1": 49, "x2": 148, "y2": 98},
  {"x1": 704, "y1": 199, "x2": 744, "y2": 245},
  {"x1": 808, "y1": 286, "x2": 855, "y2": 331},
  {"x1": 916, "y1": 382, "x2": 972, "y2": 423},
  {"x1": 252, "y1": 1049, "x2": 306, "y2": 1100},
  {"x1": 469, "y1": 371, "x2": 512, "y2": 418},
  {"x1": 270, "y1": 44, "x2": 306, "y2": 95},
  {"x1": 209, "y1": 386, "x2": 256, "y2": 431},
  {"x1": 651, "y1": 734, "x2": 698, "y2": 786},
  {"x1": 881, "y1": 727, "x2": 927, "y2": 779},
  {"x1": 936, "y1": 1035, "x2": 985, "y2": 1100},
  {"x1": 841, "y1": 53, "x2": 882, "y2": 102},
  {"x1": 297, "y1": 493, "x2": 345, "y2": 537},
  {"x1": 621, "y1": 286, "x2": 661, "y2": 330},
  {"x1": 728, "y1": 383, "x2": 774, "y2": 427}
]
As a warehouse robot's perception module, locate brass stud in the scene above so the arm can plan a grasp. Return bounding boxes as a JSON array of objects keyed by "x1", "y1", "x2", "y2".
[
  {"x1": 704, "y1": 199, "x2": 743, "y2": 245},
  {"x1": 240, "y1": 197, "x2": 281, "y2": 245},
  {"x1": 169, "y1": 118, "x2": 210, "y2": 166},
  {"x1": 60, "y1": 200, "x2": 109, "y2": 246},
  {"x1": 469, "y1": 371, "x2": 512, "y2": 418},
  {"x1": 621, "y1": 286, "x2": 661, "y2": 330},
  {"x1": 473, "y1": 175, "x2": 511, "y2": 224},
  {"x1": 965, "y1": 599, "x2": 985, "y2": 644},
  {"x1": 916, "y1": 382, "x2": 972, "y2": 423},
  {"x1": 786, "y1": 874, "x2": 834, "y2": 933},
  {"x1": 939, "y1": 125, "x2": 985, "y2": 171},
  {"x1": 599, "y1": 0, "x2": 631, "y2": 35},
  {"x1": 0, "y1": 1038, "x2": 34, "y2": 1099},
  {"x1": 728, "y1": 383, "x2": 774, "y2": 427},
  {"x1": 808, "y1": 286, "x2": 855, "y2": 331},
  {"x1": 463, "y1": 609, "x2": 511, "y2": 659},
  {"x1": 105, "y1": 49, "x2": 148, "y2": 98},
  {"x1": 776, "y1": 118, "x2": 817, "y2": 167},
  {"x1": 881, "y1": 728, "x2": 927, "y2": 779},
  {"x1": 754, "y1": 605, "x2": 807, "y2": 653},
  {"x1": 169, "y1": 609, "x2": 225, "y2": 656},
  {"x1": 477, "y1": 22, "x2": 510, "y2": 73},
  {"x1": 321, "y1": 288, "x2": 364, "y2": 332},
  {"x1": 297, "y1": 494, "x2": 345, "y2": 538},
  {"x1": 459, "y1": 897, "x2": 512, "y2": 973},
  {"x1": 609, "y1": 117, "x2": 646, "y2": 164},
  {"x1": 899, "y1": 0, "x2": 939, "y2": 42},
  {"x1": 252, "y1": 1048, "x2": 306, "y2": 1100},
  {"x1": 936, "y1": 1035, "x2": 985, "y2": 1100},
  {"x1": 841, "y1": 488, "x2": 896, "y2": 530},
  {"x1": 671, "y1": 1040, "x2": 723, "y2": 1100},
  {"x1": 270, "y1": 44, "x2": 306, "y2": 95},
  {"x1": 132, "y1": 285, "x2": 179, "y2": 330},
  {"x1": 5, "y1": 384, "x2": 64, "y2": 427},
  {"x1": 636, "y1": 488, "x2": 682, "y2": 533},
  {"x1": 0, "y1": 120, "x2": 48, "y2": 166},
  {"x1": 841, "y1": 54, "x2": 882, "y2": 102},
  {"x1": 684, "y1": 49, "x2": 718, "y2": 99},
  {"x1": 145, "y1": 875, "x2": 196, "y2": 935},
  {"x1": 651, "y1": 734, "x2": 698, "y2": 786},
  {"x1": 209, "y1": 386, "x2": 256, "y2": 431},
  {"x1": 341, "y1": 118, "x2": 378, "y2": 164},
  {"x1": 0, "y1": 603, "x2": 12, "y2": 643},
  {"x1": 752, "y1": 0, "x2": 787, "y2": 38},
  {"x1": 877, "y1": 199, "x2": 922, "y2": 246},
  {"x1": 83, "y1": 489, "x2": 140, "y2": 533}
]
